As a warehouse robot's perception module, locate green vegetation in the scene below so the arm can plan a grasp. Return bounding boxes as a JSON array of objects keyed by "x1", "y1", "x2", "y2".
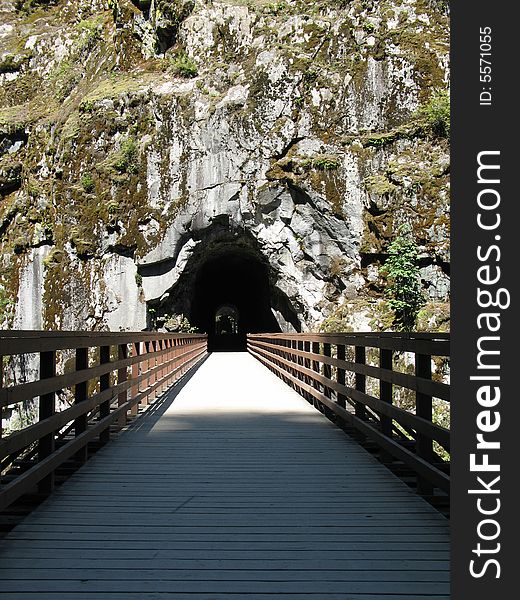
[
  {"x1": 419, "y1": 89, "x2": 450, "y2": 137},
  {"x1": 302, "y1": 156, "x2": 341, "y2": 172},
  {"x1": 262, "y1": 2, "x2": 288, "y2": 15},
  {"x1": 380, "y1": 225, "x2": 425, "y2": 331},
  {"x1": 114, "y1": 138, "x2": 139, "y2": 174},
  {"x1": 79, "y1": 99, "x2": 95, "y2": 113},
  {"x1": 432, "y1": 0, "x2": 450, "y2": 11},
  {"x1": 106, "y1": 199, "x2": 120, "y2": 214},
  {"x1": 363, "y1": 132, "x2": 397, "y2": 148},
  {"x1": 80, "y1": 172, "x2": 95, "y2": 193},
  {"x1": 302, "y1": 68, "x2": 319, "y2": 85},
  {"x1": 75, "y1": 17, "x2": 102, "y2": 37},
  {"x1": 312, "y1": 156, "x2": 340, "y2": 171},
  {"x1": 75, "y1": 17, "x2": 103, "y2": 51},
  {"x1": 169, "y1": 52, "x2": 198, "y2": 78},
  {"x1": 171, "y1": 315, "x2": 198, "y2": 333}
]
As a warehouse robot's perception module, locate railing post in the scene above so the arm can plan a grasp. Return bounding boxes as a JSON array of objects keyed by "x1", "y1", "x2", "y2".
[
  {"x1": 155, "y1": 339, "x2": 162, "y2": 395},
  {"x1": 179, "y1": 338, "x2": 185, "y2": 377},
  {"x1": 282, "y1": 340, "x2": 298, "y2": 391},
  {"x1": 141, "y1": 341, "x2": 150, "y2": 406},
  {"x1": 171, "y1": 339, "x2": 178, "y2": 383},
  {"x1": 282, "y1": 339, "x2": 289, "y2": 386},
  {"x1": 159, "y1": 339, "x2": 166, "y2": 394},
  {"x1": 323, "y1": 343, "x2": 332, "y2": 399},
  {"x1": 38, "y1": 350, "x2": 56, "y2": 494},
  {"x1": 167, "y1": 338, "x2": 173, "y2": 384},
  {"x1": 336, "y1": 344, "x2": 346, "y2": 409},
  {"x1": 311, "y1": 341, "x2": 320, "y2": 410},
  {"x1": 130, "y1": 342, "x2": 140, "y2": 417},
  {"x1": 303, "y1": 340, "x2": 311, "y2": 403},
  {"x1": 297, "y1": 339, "x2": 304, "y2": 393},
  {"x1": 355, "y1": 346, "x2": 366, "y2": 419},
  {"x1": 288, "y1": 339, "x2": 293, "y2": 381},
  {"x1": 99, "y1": 345, "x2": 111, "y2": 445},
  {"x1": 152, "y1": 340, "x2": 159, "y2": 400},
  {"x1": 416, "y1": 353, "x2": 434, "y2": 496},
  {"x1": 322, "y1": 343, "x2": 333, "y2": 419},
  {"x1": 74, "y1": 347, "x2": 88, "y2": 464},
  {"x1": 117, "y1": 344, "x2": 128, "y2": 427},
  {"x1": 379, "y1": 347, "x2": 393, "y2": 460}
]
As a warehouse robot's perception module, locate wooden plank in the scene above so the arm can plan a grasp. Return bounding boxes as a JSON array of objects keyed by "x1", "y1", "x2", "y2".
[
  {"x1": 0, "y1": 542, "x2": 449, "y2": 553},
  {"x1": 2, "y1": 530, "x2": 449, "y2": 545},
  {"x1": 0, "y1": 580, "x2": 449, "y2": 594},
  {"x1": 0, "y1": 558, "x2": 450, "y2": 571},
  {"x1": 0, "y1": 568, "x2": 449, "y2": 581}
]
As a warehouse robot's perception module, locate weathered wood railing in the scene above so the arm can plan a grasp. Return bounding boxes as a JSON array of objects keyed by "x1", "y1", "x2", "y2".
[
  {"x1": 247, "y1": 332, "x2": 450, "y2": 496},
  {"x1": 0, "y1": 331, "x2": 207, "y2": 511}
]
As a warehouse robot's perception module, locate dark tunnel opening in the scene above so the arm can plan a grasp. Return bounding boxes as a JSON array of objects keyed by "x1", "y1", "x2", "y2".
[
  {"x1": 143, "y1": 224, "x2": 302, "y2": 351},
  {"x1": 191, "y1": 249, "x2": 282, "y2": 351}
]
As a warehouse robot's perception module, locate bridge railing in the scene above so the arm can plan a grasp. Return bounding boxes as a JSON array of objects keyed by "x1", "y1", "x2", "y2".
[
  {"x1": 247, "y1": 332, "x2": 450, "y2": 496},
  {"x1": 0, "y1": 331, "x2": 208, "y2": 511}
]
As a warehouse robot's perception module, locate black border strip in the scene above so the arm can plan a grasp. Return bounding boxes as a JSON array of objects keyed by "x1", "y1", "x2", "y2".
[{"x1": 452, "y1": 1, "x2": 516, "y2": 597}]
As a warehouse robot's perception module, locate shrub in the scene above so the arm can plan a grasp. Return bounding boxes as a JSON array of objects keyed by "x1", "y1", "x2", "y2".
[
  {"x1": 380, "y1": 225, "x2": 425, "y2": 331},
  {"x1": 169, "y1": 52, "x2": 198, "y2": 78},
  {"x1": 114, "y1": 138, "x2": 138, "y2": 174},
  {"x1": 419, "y1": 89, "x2": 450, "y2": 138}
]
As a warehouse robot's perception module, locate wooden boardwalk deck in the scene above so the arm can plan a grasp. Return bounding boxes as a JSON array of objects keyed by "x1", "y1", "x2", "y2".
[{"x1": 0, "y1": 352, "x2": 450, "y2": 599}]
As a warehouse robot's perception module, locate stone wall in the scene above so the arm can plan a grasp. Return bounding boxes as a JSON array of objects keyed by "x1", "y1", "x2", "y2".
[{"x1": 0, "y1": 0, "x2": 450, "y2": 333}]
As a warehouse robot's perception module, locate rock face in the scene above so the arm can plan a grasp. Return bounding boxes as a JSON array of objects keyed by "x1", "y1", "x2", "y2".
[{"x1": 0, "y1": 0, "x2": 450, "y2": 333}]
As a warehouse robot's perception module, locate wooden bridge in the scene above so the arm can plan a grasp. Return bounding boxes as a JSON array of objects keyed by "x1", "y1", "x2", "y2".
[{"x1": 0, "y1": 331, "x2": 450, "y2": 598}]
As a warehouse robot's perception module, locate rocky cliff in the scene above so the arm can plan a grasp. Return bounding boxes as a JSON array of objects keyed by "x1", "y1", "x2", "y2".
[{"x1": 0, "y1": 0, "x2": 450, "y2": 333}]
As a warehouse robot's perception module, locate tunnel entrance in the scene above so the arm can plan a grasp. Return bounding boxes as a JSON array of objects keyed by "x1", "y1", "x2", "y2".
[
  {"x1": 143, "y1": 225, "x2": 301, "y2": 349},
  {"x1": 191, "y1": 247, "x2": 281, "y2": 351}
]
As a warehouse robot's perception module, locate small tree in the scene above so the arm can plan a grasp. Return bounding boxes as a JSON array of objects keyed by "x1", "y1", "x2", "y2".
[{"x1": 381, "y1": 225, "x2": 425, "y2": 331}]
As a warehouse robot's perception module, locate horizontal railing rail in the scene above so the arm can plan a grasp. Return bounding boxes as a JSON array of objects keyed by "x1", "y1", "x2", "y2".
[
  {"x1": 247, "y1": 332, "x2": 450, "y2": 496},
  {"x1": 0, "y1": 331, "x2": 208, "y2": 511}
]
